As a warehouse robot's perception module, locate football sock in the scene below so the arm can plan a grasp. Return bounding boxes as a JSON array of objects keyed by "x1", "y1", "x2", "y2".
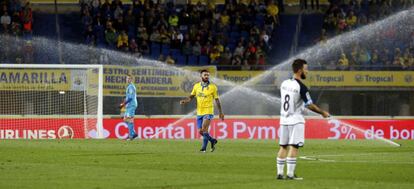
[
  {"x1": 277, "y1": 157, "x2": 286, "y2": 176},
  {"x1": 202, "y1": 133, "x2": 209, "y2": 150},
  {"x1": 127, "y1": 122, "x2": 136, "y2": 137},
  {"x1": 287, "y1": 157, "x2": 297, "y2": 177},
  {"x1": 204, "y1": 132, "x2": 215, "y2": 142}
]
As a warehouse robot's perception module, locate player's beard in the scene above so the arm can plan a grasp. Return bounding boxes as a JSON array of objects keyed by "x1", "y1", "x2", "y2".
[
  {"x1": 301, "y1": 73, "x2": 306, "y2": 80},
  {"x1": 202, "y1": 78, "x2": 209, "y2": 83}
]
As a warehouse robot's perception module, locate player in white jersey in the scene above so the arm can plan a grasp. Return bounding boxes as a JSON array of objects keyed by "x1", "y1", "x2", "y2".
[{"x1": 276, "y1": 59, "x2": 330, "y2": 180}]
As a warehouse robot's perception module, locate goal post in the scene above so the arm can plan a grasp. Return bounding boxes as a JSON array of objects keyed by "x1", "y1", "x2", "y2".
[{"x1": 0, "y1": 64, "x2": 104, "y2": 139}]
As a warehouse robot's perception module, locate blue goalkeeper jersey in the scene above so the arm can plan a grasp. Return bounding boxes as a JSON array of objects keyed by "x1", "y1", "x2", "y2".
[{"x1": 125, "y1": 83, "x2": 138, "y2": 108}]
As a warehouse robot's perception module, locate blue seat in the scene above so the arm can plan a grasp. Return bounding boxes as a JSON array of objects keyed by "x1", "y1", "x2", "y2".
[
  {"x1": 127, "y1": 26, "x2": 135, "y2": 39},
  {"x1": 150, "y1": 51, "x2": 160, "y2": 60},
  {"x1": 241, "y1": 31, "x2": 249, "y2": 38},
  {"x1": 227, "y1": 43, "x2": 236, "y2": 52},
  {"x1": 216, "y1": 4, "x2": 225, "y2": 12},
  {"x1": 170, "y1": 49, "x2": 181, "y2": 58},
  {"x1": 230, "y1": 31, "x2": 241, "y2": 39},
  {"x1": 175, "y1": 55, "x2": 187, "y2": 65},
  {"x1": 188, "y1": 55, "x2": 198, "y2": 65},
  {"x1": 230, "y1": 36, "x2": 239, "y2": 44},
  {"x1": 255, "y1": 14, "x2": 265, "y2": 27},
  {"x1": 223, "y1": 32, "x2": 230, "y2": 39},
  {"x1": 199, "y1": 56, "x2": 209, "y2": 65},
  {"x1": 231, "y1": 25, "x2": 239, "y2": 32},
  {"x1": 151, "y1": 42, "x2": 160, "y2": 49},
  {"x1": 151, "y1": 43, "x2": 161, "y2": 54},
  {"x1": 161, "y1": 45, "x2": 170, "y2": 55},
  {"x1": 161, "y1": 44, "x2": 170, "y2": 50}
]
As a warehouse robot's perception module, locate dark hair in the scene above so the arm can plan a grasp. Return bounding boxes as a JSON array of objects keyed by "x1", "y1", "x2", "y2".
[
  {"x1": 292, "y1": 59, "x2": 307, "y2": 73},
  {"x1": 200, "y1": 69, "x2": 209, "y2": 74}
]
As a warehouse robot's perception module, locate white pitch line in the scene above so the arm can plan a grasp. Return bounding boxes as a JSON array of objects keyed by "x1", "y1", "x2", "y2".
[
  {"x1": 303, "y1": 160, "x2": 414, "y2": 165},
  {"x1": 299, "y1": 156, "x2": 336, "y2": 162},
  {"x1": 337, "y1": 160, "x2": 414, "y2": 165},
  {"x1": 299, "y1": 156, "x2": 317, "y2": 161},
  {"x1": 311, "y1": 151, "x2": 414, "y2": 158},
  {"x1": 318, "y1": 159, "x2": 336, "y2": 162},
  {"x1": 307, "y1": 154, "x2": 345, "y2": 157},
  {"x1": 300, "y1": 153, "x2": 414, "y2": 165}
]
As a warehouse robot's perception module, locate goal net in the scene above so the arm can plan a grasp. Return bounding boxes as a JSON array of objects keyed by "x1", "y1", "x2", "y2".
[{"x1": 0, "y1": 64, "x2": 103, "y2": 139}]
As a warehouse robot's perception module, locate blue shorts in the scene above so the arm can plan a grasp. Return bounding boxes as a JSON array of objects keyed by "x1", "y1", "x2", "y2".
[
  {"x1": 124, "y1": 106, "x2": 137, "y2": 118},
  {"x1": 196, "y1": 114, "x2": 214, "y2": 129}
]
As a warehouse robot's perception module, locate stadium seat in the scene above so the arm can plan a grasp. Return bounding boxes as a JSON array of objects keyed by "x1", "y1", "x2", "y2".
[
  {"x1": 188, "y1": 55, "x2": 198, "y2": 65},
  {"x1": 229, "y1": 36, "x2": 239, "y2": 44},
  {"x1": 161, "y1": 44, "x2": 170, "y2": 55},
  {"x1": 231, "y1": 25, "x2": 239, "y2": 32},
  {"x1": 150, "y1": 51, "x2": 160, "y2": 60},
  {"x1": 227, "y1": 43, "x2": 236, "y2": 52},
  {"x1": 230, "y1": 31, "x2": 241, "y2": 39},
  {"x1": 241, "y1": 31, "x2": 249, "y2": 39},
  {"x1": 170, "y1": 49, "x2": 181, "y2": 58},
  {"x1": 151, "y1": 43, "x2": 161, "y2": 55},
  {"x1": 216, "y1": 4, "x2": 225, "y2": 12},
  {"x1": 127, "y1": 26, "x2": 136, "y2": 39},
  {"x1": 255, "y1": 14, "x2": 265, "y2": 28},
  {"x1": 175, "y1": 55, "x2": 187, "y2": 65},
  {"x1": 199, "y1": 56, "x2": 209, "y2": 65}
]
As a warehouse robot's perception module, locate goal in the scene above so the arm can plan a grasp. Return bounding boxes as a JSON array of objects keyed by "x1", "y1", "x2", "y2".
[{"x1": 0, "y1": 64, "x2": 104, "y2": 139}]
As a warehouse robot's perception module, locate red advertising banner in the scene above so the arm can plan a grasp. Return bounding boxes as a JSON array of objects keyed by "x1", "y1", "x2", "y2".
[
  {"x1": 102, "y1": 118, "x2": 414, "y2": 140},
  {"x1": 0, "y1": 119, "x2": 85, "y2": 139},
  {"x1": 1, "y1": 118, "x2": 413, "y2": 140}
]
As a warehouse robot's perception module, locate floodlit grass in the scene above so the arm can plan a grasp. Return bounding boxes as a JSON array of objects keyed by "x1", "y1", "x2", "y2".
[{"x1": 0, "y1": 139, "x2": 413, "y2": 189}]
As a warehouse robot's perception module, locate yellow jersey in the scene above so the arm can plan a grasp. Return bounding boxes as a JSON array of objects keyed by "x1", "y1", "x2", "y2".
[{"x1": 191, "y1": 82, "x2": 219, "y2": 115}]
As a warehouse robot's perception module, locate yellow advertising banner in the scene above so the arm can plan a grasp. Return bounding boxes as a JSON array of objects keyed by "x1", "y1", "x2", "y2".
[
  {"x1": 304, "y1": 71, "x2": 414, "y2": 87},
  {"x1": 217, "y1": 71, "x2": 414, "y2": 87},
  {"x1": 216, "y1": 71, "x2": 263, "y2": 84},
  {"x1": 217, "y1": 70, "x2": 290, "y2": 86},
  {"x1": 1, "y1": 69, "x2": 412, "y2": 94},
  {"x1": 103, "y1": 65, "x2": 217, "y2": 97},
  {"x1": 0, "y1": 69, "x2": 71, "y2": 91}
]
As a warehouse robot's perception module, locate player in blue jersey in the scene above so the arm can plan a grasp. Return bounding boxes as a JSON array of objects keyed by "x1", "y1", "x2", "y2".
[{"x1": 119, "y1": 74, "x2": 138, "y2": 140}]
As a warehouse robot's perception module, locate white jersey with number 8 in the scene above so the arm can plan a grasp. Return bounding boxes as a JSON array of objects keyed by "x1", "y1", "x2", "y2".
[{"x1": 280, "y1": 78, "x2": 313, "y2": 125}]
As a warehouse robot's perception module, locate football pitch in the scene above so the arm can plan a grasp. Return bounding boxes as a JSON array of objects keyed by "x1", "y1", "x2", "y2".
[{"x1": 1, "y1": 139, "x2": 413, "y2": 189}]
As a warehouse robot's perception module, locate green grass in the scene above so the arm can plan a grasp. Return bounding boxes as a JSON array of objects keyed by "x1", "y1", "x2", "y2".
[{"x1": 0, "y1": 139, "x2": 413, "y2": 189}]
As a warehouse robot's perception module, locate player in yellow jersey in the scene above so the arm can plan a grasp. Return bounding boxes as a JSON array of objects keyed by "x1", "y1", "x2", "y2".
[{"x1": 180, "y1": 70, "x2": 224, "y2": 152}]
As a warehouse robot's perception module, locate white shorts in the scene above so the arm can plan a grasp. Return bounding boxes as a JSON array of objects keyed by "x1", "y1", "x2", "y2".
[{"x1": 279, "y1": 123, "x2": 305, "y2": 147}]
